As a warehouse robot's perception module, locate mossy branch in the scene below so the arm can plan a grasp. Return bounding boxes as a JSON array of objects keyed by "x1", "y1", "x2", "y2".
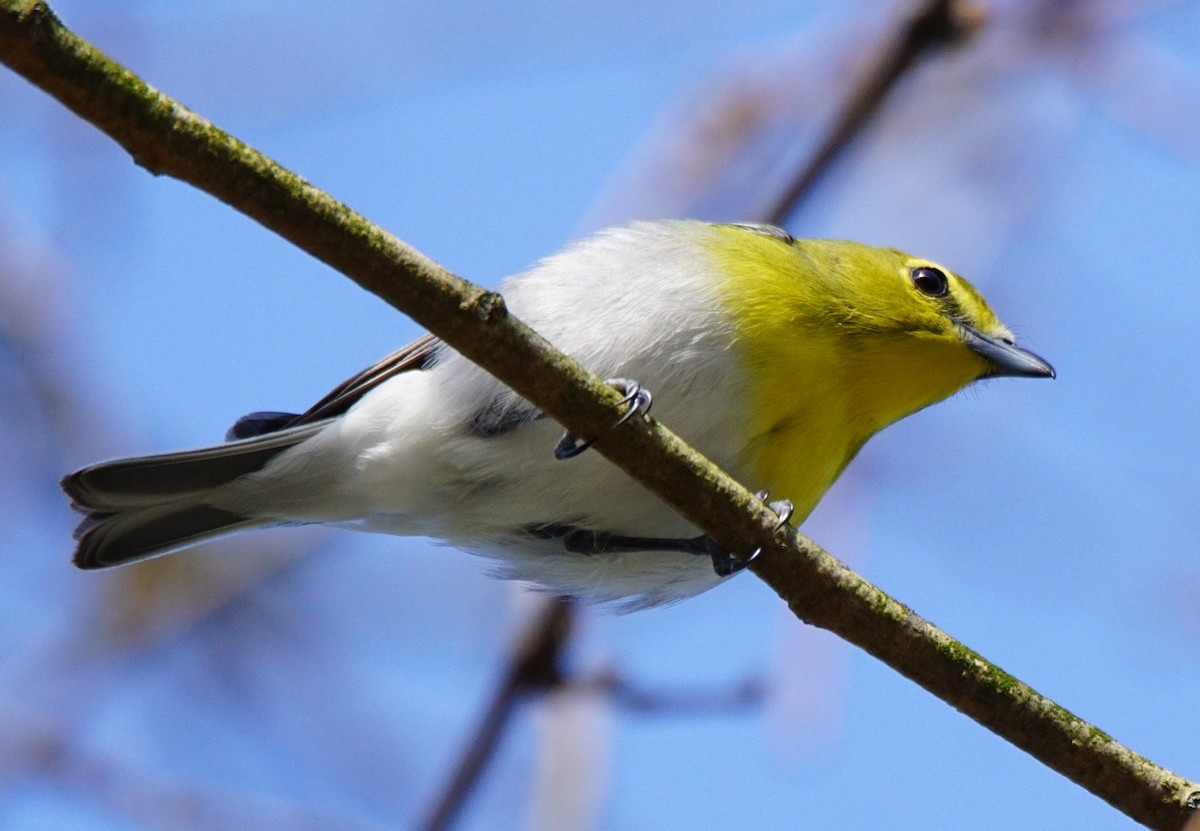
[{"x1": 1, "y1": 1, "x2": 1196, "y2": 827}]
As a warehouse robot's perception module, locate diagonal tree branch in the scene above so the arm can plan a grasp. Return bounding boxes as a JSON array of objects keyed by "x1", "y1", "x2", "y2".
[{"x1": 1, "y1": 2, "x2": 1196, "y2": 828}]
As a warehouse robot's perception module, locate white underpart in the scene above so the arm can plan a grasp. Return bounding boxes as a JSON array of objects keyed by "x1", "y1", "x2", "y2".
[{"x1": 222, "y1": 222, "x2": 754, "y2": 608}]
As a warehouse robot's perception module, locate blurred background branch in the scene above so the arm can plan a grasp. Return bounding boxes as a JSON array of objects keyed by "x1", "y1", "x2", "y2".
[{"x1": 761, "y1": 0, "x2": 985, "y2": 225}]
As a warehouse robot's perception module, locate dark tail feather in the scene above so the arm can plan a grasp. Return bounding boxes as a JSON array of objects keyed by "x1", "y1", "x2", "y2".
[
  {"x1": 70, "y1": 503, "x2": 263, "y2": 569},
  {"x1": 63, "y1": 422, "x2": 327, "y2": 569}
]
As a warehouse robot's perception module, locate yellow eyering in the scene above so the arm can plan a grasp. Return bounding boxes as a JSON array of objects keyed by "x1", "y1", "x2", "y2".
[{"x1": 702, "y1": 224, "x2": 1005, "y2": 524}]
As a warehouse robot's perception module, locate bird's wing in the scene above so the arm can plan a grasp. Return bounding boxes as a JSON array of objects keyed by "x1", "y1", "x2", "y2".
[
  {"x1": 226, "y1": 334, "x2": 443, "y2": 439},
  {"x1": 295, "y1": 333, "x2": 443, "y2": 424}
]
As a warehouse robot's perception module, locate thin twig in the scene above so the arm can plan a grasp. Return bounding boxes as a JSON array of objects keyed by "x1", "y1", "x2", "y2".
[
  {"x1": 762, "y1": 0, "x2": 986, "y2": 226},
  {"x1": 1, "y1": 3, "x2": 1197, "y2": 828},
  {"x1": 420, "y1": 598, "x2": 572, "y2": 831}
]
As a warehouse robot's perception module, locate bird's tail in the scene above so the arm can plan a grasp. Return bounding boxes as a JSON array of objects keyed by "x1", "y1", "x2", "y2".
[{"x1": 62, "y1": 422, "x2": 326, "y2": 569}]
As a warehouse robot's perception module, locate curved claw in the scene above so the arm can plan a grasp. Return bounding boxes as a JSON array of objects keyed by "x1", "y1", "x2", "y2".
[
  {"x1": 711, "y1": 543, "x2": 760, "y2": 577},
  {"x1": 554, "y1": 378, "x2": 653, "y2": 461},
  {"x1": 769, "y1": 499, "x2": 794, "y2": 532},
  {"x1": 753, "y1": 490, "x2": 794, "y2": 532},
  {"x1": 554, "y1": 433, "x2": 596, "y2": 460},
  {"x1": 613, "y1": 381, "x2": 652, "y2": 426}
]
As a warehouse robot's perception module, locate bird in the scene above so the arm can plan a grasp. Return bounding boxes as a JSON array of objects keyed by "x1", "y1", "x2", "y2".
[{"x1": 63, "y1": 220, "x2": 1054, "y2": 608}]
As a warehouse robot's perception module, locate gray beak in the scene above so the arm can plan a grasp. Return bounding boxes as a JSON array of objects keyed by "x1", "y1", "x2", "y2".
[{"x1": 961, "y1": 324, "x2": 1056, "y2": 379}]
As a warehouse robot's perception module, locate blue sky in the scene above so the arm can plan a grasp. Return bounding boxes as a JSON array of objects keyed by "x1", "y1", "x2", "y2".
[{"x1": 3, "y1": 1, "x2": 1200, "y2": 829}]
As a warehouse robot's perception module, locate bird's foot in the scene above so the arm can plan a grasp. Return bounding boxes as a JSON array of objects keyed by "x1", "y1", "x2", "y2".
[
  {"x1": 704, "y1": 491, "x2": 794, "y2": 577},
  {"x1": 554, "y1": 378, "x2": 653, "y2": 460}
]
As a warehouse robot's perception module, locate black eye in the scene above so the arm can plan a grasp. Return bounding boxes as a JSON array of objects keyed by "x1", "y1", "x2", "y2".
[{"x1": 910, "y1": 266, "x2": 949, "y2": 297}]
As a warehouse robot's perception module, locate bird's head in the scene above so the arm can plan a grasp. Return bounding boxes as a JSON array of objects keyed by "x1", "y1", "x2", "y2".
[{"x1": 704, "y1": 222, "x2": 1053, "y2": 436}]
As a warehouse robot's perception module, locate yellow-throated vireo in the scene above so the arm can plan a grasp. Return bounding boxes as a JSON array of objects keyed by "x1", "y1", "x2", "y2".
[{"x1": 64, "y1": 220, "x2": 1053, "y2": 608}]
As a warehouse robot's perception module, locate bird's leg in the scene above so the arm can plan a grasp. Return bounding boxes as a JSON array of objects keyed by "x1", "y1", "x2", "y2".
[
  {"x1": 529, "y1": 492, "x2": 794, "y2": 578},
  {"x1": 553, "y1": 378, "x2": 653, "y2": 459},
  {"x1": 531, "y1": 524, "x2": 708, "y2": 556}
]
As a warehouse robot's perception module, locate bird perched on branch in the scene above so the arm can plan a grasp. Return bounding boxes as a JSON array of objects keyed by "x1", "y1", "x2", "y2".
[{"x1": 63, "y1": 220, "x2": 1053, "y2": 608}]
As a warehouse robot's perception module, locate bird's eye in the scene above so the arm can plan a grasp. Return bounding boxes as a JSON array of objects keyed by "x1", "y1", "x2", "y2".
[{"x1": 910, "y1": 266, "x2": 949, "y2": 297}]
